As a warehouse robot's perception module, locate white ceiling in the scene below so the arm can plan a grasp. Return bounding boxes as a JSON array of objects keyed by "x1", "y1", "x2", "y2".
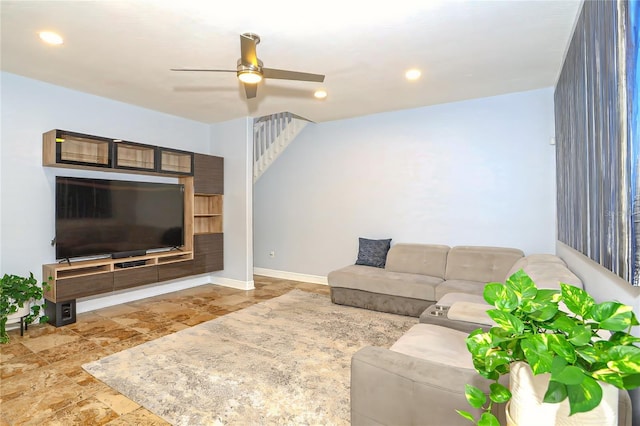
[{"x1": 1, "y1": 0, "x2": 582, "y2": 124}]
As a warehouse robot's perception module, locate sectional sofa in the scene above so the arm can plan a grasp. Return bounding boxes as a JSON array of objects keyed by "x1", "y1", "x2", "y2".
[
  {"x1": 327, "y1": 242, "x2": 633, "y2": 426},
  {"x1": 328, "y1": 244, "x2": 525, "y2": 317}
]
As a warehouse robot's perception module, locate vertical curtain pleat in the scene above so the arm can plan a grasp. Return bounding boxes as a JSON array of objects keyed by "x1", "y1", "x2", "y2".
[{"x1": 555, "y1": 0, "x2": 637, "y2": 285}]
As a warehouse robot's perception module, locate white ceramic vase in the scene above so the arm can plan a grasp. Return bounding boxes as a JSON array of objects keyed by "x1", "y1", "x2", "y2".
[
  {"x1": 5, "y1": 300, "x2": 32, "y2": 327},
  {"x1": 508, "y1": 361, "x2": 618, "y2": 426}
]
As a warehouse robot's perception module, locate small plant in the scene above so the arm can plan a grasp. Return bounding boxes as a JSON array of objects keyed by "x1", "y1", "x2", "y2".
[
  {"x1": 457, "y1": 269, "x2": 640, "y2": 426},
  {"x1": 0, "y1": 273, "x2": 51, "y2": 343}
]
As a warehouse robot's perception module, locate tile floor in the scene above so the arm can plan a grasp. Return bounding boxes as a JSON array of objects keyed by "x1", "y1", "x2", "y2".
[{"x1": 0, "y1": 276, "x2": 330, "y2": 425}]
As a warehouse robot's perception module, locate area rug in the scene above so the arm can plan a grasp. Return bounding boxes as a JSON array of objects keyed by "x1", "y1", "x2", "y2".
[{"x1": 82, "y1": 290, "x2": 417, "y2": 425}]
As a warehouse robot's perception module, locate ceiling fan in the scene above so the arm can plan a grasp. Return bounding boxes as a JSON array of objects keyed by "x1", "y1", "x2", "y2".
[{"x1": 171, "y1": 33, "x2": 325, "y2": 99}]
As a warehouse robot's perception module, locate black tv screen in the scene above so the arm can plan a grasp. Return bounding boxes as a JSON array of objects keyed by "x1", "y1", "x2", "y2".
[{"x1": 56, "y1": 177, "x2": 184, "y2": 260}]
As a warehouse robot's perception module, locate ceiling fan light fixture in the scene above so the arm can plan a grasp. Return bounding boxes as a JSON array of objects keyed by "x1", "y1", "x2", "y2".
[
  {"x1": 405, "y1": 68, "x2": 422, "y2": 81},
  {"x1": 314, "y1": 89, "x2": 328, "y2": 99},
  {"x1": 238, "y1": 71, "x2": 263, "y2": 84},
  {"x1": 38, "y1": 31, "x2": 64, "y2": 45}
]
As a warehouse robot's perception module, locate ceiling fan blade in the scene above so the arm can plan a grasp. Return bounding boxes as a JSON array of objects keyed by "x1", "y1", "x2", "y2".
[
  {"x1": 244, "y1": 83, "x2": 258, "y2": 99},
  {"x1": 170, "y1": 68, "x2": 236, "y2": 73},
  {"x1": 262, "y1": 68, "x2": 325, "y2": 82},
  {"x1": 240, "y1": 34, "x2": 259, "y2": 67}
]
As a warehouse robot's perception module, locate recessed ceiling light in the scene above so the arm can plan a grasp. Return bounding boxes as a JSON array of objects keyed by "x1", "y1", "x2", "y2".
[
  {"x1": 405, "y1": 69, "x2": 421, "y2": 81},
  {"x1": 39, "y1": 31, "x2": 64, "y2": 45},
  {"x1": 314, "y1": 89, "x2": 328, "y2": 99}
]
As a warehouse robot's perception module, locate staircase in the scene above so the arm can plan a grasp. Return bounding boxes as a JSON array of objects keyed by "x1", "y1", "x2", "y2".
[{"x1": 253, "y1": 112, "x2": 311, "y2": 182}]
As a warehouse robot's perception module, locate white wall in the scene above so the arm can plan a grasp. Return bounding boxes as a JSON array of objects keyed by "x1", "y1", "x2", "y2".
[
  {"x1": 210, "y1": 117, "x2": 254, "y2": 289},
  {"x1": 0, "y1": 72, "x2": 214, "y2": 310},
  {"x1": 254, "y1": 88, "x2": 557, "y2": 277}
]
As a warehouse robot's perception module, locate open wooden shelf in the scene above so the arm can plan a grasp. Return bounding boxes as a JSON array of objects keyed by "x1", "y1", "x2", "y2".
[{"x1": 194, "y1": 194, "x2": 223, "y2": 234}]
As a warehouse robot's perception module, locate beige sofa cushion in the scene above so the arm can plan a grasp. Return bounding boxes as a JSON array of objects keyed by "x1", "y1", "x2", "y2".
[
  {"x1": 506, "y1": 254, "x2": 583, "y2": 290},
  {"x1": 328, "y1": 264, "x2": 441, "y2": 300},
  {"x1": 385, "y1": 243, "x2": 450, "y2": 278},
  {"x1": 435, "y1": 279, "x2": 486, "y2": 300},
  {"x1": 506, "y1": 254, "x2": 567, "y2": 278},
  {"x1": 447, "y1": 302, "x2": 497, "y2": 326},
  {"x1": 436, "y1": 292, "x2": 487, "y2": 307},
  {"x1": 445, "y1": 246, "x2": 524, "y2": 283},
  {"x1": 390, "y1": 324, "x2": 474, "y2": 369}
]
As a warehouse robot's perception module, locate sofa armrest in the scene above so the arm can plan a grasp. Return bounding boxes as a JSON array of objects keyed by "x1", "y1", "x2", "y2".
[{"x1": 351, "y1": 346, "x2": 505, "y2": 426}]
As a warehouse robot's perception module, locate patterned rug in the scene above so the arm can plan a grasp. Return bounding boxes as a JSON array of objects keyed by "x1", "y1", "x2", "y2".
[{"x1": 83, "y1": 290, "x2": 417, "y2": 425}]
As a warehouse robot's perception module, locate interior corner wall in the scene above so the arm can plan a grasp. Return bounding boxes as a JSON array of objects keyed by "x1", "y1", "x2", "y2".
[
  {"x1": 254, "y1": 88, "x2": 557, "y2": 277},
  {"x1": 209, "y1": 117, "x2": 254, "y2": 289},
  {"x1": 0, "y1": 73, "x2": 3, "y2": 270},
  {"x1": 0, "y1": 72, "x2": 210, "y2": 299}
]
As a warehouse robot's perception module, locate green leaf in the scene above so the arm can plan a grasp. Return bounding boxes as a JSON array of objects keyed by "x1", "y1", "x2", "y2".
[
  {"x1": 466, "y1": 332, "x2": 493, "y2": 358},
  {"x1": 478, "y1": 412, "x2": 500, "y2": 426},
  {"x1": 528, "y1": 303, "x2": 559, "y2": 322},
  {"x1": 549, "y1": 313, "x2": 578, "y2": 333},
  {"x1": 547, "y1": 334, "x2": 576, "y2": 363},
  {"x1": 575, "y1": 346, "x2": 599, "y2": 364},
  {"x1": 591, "y1": 368, "x2": 625, "y2": 388},
  {"x1": 455, "y1": 410, "x2": 476, "y2": 423},
  {"x1": 567, "y1": 324, "x2": 593, "y2": 346},
  {"x1": 608, "y1": 332, "x2": 640, "y2": 346},
  {"x1": 464, "y1": 384, "x2": 486, "y2": 409},
  {"x1": 592, "y1": 302, "x2": 638, "y2": 331},
  {"x1": 622, "y1": 373, "x2": 640, "y2": 389},
  {"x1": 607, "y1": 345, "x2": 640, "y2": 374},
  {"x1": 483, "y1": 283, "x2": 504, "y2": 306},
  {"x1": 485, "y1": 350, "x2": 511, "y2": 372},
  {"x1": 487, "y1": 310, "x2": 524, "y2": 334},
  {"x1": 506, "y1": 269, "x2": 537, "y2": 301},
  {"x1": 543, "y1": 380, "x2": 568, "y2": 403},
  {"x1": 534, "y1": 289, "x2": 562, "y2": 304},
  {"x1": 495, "y1": 286, "x2": 519, "y2": 311},
  {"x1": 551, "y1": 365, "x2": 585, "y2": 385},
  {"x1": 561, "y1": 284, "x2": 595, "y2": 319},
  {"x1": 521, "y1": 334, "x2": 553, "y2": 374},
  {"x1": 489, "y1": 382, "x2": 511, "y2": 403},
  {"x1": 566, "y1": 376, "x2": 602, "y2": 415}
]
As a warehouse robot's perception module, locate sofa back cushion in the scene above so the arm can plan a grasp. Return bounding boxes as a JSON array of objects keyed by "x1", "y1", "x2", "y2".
[
  {"x1": 505, "y1": 254, "x2": 567, "y2": 278},
  {"x1": 385, "y1": 243, "x2": 450, "y2": 278},
  {"x1": 507, "y1": 258, "x2": 583, "y2": 290},
  {"x1": 445, "y1": 246, "x2": 524, "y2": 283}
]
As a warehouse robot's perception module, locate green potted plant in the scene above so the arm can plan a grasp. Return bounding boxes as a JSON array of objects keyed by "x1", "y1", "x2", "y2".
[
  {"x1": 457, "y1": 269, "x2": 640, "y2": 426},
  {"x1": 0, "y1": 272, "x2": 50, "y2": 344}
]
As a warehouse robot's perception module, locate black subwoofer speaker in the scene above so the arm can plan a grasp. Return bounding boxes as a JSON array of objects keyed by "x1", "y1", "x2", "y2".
[{"x1": 45, "y1": 299, "x2": 76, "y2": 327}]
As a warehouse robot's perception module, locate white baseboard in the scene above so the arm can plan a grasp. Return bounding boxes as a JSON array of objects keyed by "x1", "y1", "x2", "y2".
[
  {"x1": 76, "y1": 275, "x2": 213, "y2": 314},
  {"x1": 253, "y1": 268, "x2": 328, "y2": 285},
  {"x1": 210, "y1": 275, "x2": 255, "y2": 290},
  {"x1": 76, "y1": 274, "x2": 255, "y2": 313}
]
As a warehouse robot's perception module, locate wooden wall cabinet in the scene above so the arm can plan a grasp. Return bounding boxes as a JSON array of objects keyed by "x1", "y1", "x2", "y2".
[
  {"x1": 191, "y1": 154, "x2": 224, "y2": 272},
  {"x1": 43, "y1": 252, "x2": 193, "y2": 303},
  {"x1": 194, "y1": 154, "x2": 223, "y2": 193},
  {"x1": 114, "y1": 141, "x2": 156, "y2": 172},
  {"x1": 159, "y1": 148, "x2": 194, "y2": 175},
  {"x1": 43, "y1": 129, "x2": 112, "y2": 168},
  {"x1": 42, "y1": 130, "x2": 223, "y2": 323},
  {"x1": 43, "y1": 129, "x2": 194, "y2": 176}
]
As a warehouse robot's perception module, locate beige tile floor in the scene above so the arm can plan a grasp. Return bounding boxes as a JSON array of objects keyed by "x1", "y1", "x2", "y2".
[{"x1": 0, "y1": 276, "x2": 330, "y2": 425}]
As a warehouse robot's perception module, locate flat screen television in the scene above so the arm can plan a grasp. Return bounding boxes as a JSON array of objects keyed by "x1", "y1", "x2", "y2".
[{"x1": 56, "y1": 176, "x2": 184, "y2": 260}]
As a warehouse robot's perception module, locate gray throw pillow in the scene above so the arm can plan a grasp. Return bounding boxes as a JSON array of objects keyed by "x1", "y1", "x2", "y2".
[{"x1": 355, "y1": 238, "x2": 392, "y2": 268}]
